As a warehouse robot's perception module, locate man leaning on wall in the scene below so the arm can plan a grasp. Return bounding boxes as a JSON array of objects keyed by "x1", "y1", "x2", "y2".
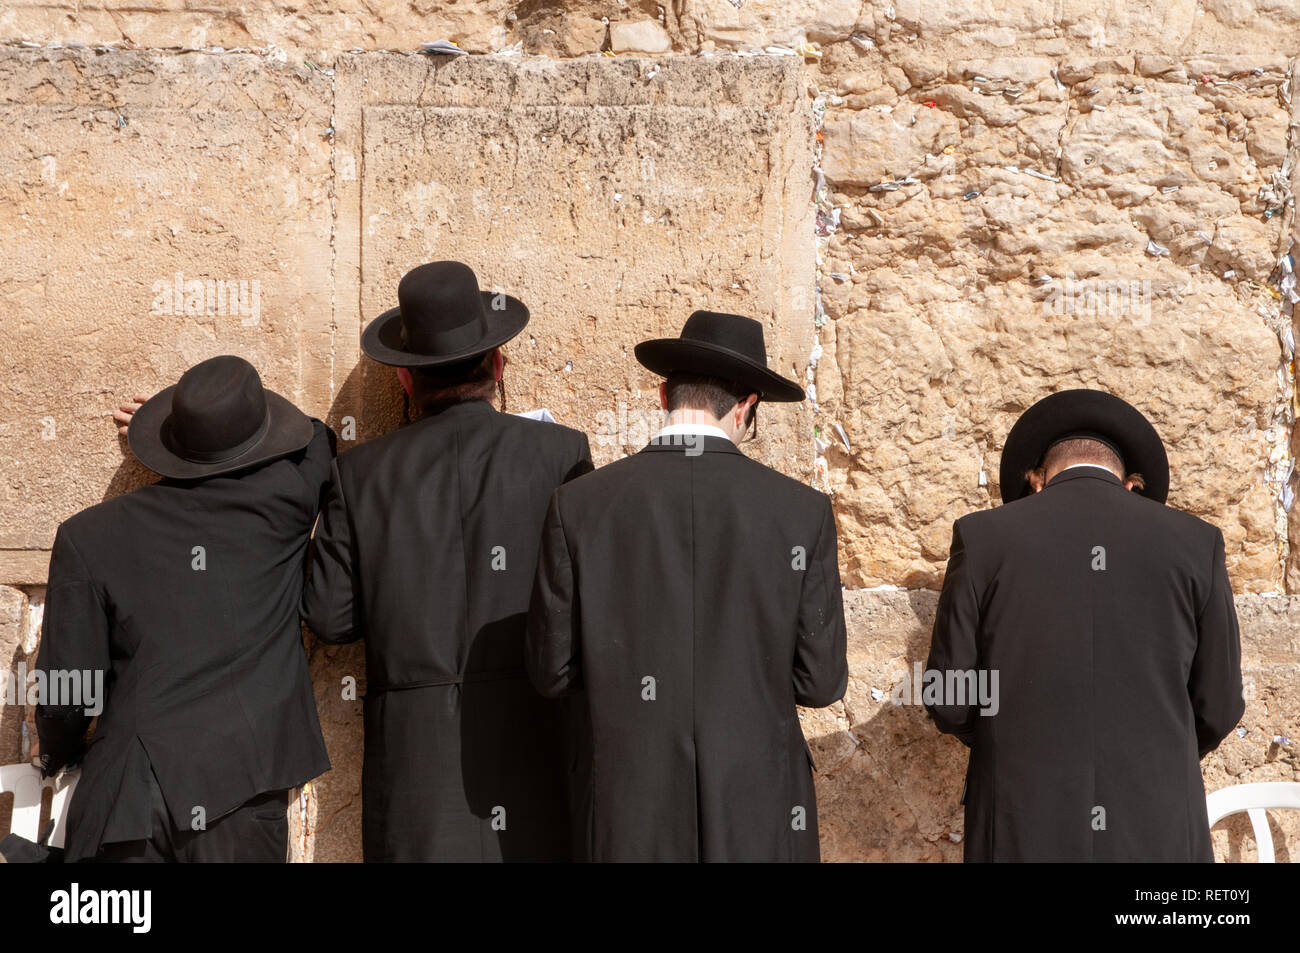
[
  {"x1": 301, "y1": 261, "x2": 592, "y2": 862},
  {"x1": 32, "y1": 356, "x2": 334, "y2": 863}
]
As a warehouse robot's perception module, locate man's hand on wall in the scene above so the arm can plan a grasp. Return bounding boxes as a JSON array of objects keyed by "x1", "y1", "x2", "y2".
[{"x1": 114, "y1": 393, "x2": 152, "y2": 436}]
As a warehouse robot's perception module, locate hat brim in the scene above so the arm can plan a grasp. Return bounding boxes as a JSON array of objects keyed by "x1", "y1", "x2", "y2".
[
  {"x1": 127, "y1": 385, "x2": 315, "y2": 480},
  {"x1": 361, "y1": 292, "x2": 528, "y2": 368},
  {"x1": 634, "y1": 338, "x2": 805, "y2": 403},
  {"x1": 999, "y1": 389, "x2": 1169, "y2": 504}
]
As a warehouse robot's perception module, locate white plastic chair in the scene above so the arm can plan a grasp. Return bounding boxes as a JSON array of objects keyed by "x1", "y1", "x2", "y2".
[
  {"x1": 1206, "y1": 782, "x2": 1300, "y2": 863},
  {"x1": 0, "y1": 763, "x2": 79, "y2": 849}
]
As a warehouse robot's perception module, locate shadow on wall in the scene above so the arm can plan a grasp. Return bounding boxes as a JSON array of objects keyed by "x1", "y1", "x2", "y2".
[
  {"x1": 300, "y1": 355, "x2": 402, "y2": 862},
  {"x1": 810, "y1": 588, "x2": 967, "y2": 863},
  {"x1": 303, "y1": 357, "x2": 580, "y2": 862},
  {"x1": 0, "y1": 638, "x2": 25, "y2": 836}
]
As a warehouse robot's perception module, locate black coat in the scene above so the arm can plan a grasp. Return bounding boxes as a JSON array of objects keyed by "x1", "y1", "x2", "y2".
[
  {"x1": 926, "y1": 465, "x2": 1245, "y2": 861},
  {"x1": 301, "y1": 400, "x2": 592, "y2": 862},
  {"x1": 36, "y1": 421, "x2": 335, "y2": 863},
  {"x1": 526, "y1": 435, "x2": 848, "y2": 862}
]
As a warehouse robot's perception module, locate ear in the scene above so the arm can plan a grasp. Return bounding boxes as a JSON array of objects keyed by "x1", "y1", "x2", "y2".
[
  {"x1": 737, "y1": 393, "x2": 758, "y2": 425},
  {"x1": 658, "y1": 381, "x2": 668, "y2": 411},
  {"x1": 491, "y1": 348, "x2": 505, "y2": 381},
  {"x1": 396, "y1": 367, "x2": 414, "y2": 395}
]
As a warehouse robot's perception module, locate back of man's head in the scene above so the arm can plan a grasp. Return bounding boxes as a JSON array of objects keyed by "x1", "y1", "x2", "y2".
[
  {"x1": 409, "y1": 351, "x2": 497, "y2": 414},
  {"x1": 1025, "y1": 436, "x2": 1146, "y2": 492},
  {"x1": 664, "y1": 372, "x2": 758, "y2": 436}
]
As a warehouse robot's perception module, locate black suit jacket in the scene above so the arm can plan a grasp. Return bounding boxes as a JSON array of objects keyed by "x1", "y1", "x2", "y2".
[
  {"x1": 526, "y1": 435, "x2": 848, "y2": 862},
  {"x1": 301, "y1": 400, "x2": 592, "y2": 862},
  {"x1": 36, "y1": 421, "x2": 335, "y2": 862},
  {"x1": 926, "y1": 465, "x2": 1245, "y2": 861}
]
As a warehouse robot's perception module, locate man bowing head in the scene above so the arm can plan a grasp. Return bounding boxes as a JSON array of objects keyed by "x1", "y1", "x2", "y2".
[
  {"x1": 526, "y1": 310, "x2": 848, "y2": 862},
  {"x1": 925, "y1": 389, "x2": 1245, "y2": 862}
]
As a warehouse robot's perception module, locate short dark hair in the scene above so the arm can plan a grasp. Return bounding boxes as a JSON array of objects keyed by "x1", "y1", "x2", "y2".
[
  {"x1": 1042, "y1": 437, "x2": 1123, "y2": 474},
  {"x1": 409, "y1": 350, "x2": 496, "y2": 413},
  {"x1": 664, "y1": 372, "x2": 757, "y2": 430},
  {"x1": 1025, "y1": 437, "x2": 1146, "y2": 491}
]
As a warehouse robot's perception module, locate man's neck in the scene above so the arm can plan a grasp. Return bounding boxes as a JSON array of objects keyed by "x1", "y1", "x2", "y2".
[{"x1": 658, "y1": 410, "x2": 733, "y2": 444}]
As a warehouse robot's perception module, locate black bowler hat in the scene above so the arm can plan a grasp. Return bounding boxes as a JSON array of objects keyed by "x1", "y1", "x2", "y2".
[
  {"x1": 634, "y1": 310, "x2": 805, "y2": 402},
  {"x1": 362, "y1": 261, "x2": 529, "y2": 368},
  {"x1": 128, "y1": 355, "x2": 314, "y2": 480},
  {"x1": 999, "y1": 388, "x2": 1169, "y2": 504}
]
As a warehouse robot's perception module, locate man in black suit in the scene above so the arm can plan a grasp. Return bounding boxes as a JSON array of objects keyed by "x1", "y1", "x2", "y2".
[
  {"x1": 35, "y1": 355, "x2": 333, "y2": 862},
  {"x1": 926, "y1": 389, "x2": 1245, "y2": 861},
  {"x1": 301, "y1": 261, "x2": 592, "y2": 862},
  {"x1": 526, "y1": 310, "x2": 848, "y2": 862}
]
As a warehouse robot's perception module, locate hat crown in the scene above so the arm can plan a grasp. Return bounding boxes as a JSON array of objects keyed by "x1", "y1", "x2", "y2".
[
  {"x1": 681, "y1": 310, "x2": 768, "y2": 365},
  {"x1": 169, "y1": 356, "x2": 269, "y2": 457},
  {"x1": 397, "y1": 261, "x2": 489, "y2": 354}
]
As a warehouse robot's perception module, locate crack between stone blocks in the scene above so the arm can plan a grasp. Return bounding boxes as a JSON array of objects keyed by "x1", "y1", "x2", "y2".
[{"x1": 1267, "y1": 56, "x2": 1297, "y2": 592}]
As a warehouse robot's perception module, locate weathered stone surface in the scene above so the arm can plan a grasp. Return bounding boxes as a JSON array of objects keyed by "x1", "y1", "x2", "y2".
[
  {"x1": 5, "y1": 1, "x2": 1300, "y2": 60},
  {"x1": 296, "y1": 638, "x2": 366, "y2": 862},
  {"x1": 809, "y1": 589, "x2": 1300, "y2": 863},
  {"x1": 811, "y1": 55, "x2": 1294, "y2": 592},
  {"x1": 0, "y1": 50, "x2": 335, "y2": 552},
  {"x1": 331, "y1": 54, "x2": 815, "y2": 475},
  {"x1": 0, "y1": 586, "x2": 29, "y2": 838},
  {"x1": 609, "y1": 20, "x2": 672, "y2": 54},
  {"x1": 0, "y1": 586, "x2": 27, "y2": 767}
]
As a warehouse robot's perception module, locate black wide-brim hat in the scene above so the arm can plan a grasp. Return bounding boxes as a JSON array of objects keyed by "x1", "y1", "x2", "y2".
[
  {"x1": 362, "y1": 260, "x2": 528, "y2": 368},
  {"x1": 999, "y1": 388, "x2": 1169, "y2": 504},
  {"x1": 128, "y1": 355, "x2": 314, "y2": 480},
  {"x1": 635, "y1": 310, "x2": 805, "y2": 402}
]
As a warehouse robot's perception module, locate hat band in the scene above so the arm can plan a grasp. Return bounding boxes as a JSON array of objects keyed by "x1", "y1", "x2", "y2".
[
  {"x1": 171, "y1": 407, "x2": 272, "y2": 465},
  {"x1": 401, "y1": 312, "x2": 487, "y2": 356},
  {"x1": 1045, "y1": 431, "x2": 1126, "y2": 470}
]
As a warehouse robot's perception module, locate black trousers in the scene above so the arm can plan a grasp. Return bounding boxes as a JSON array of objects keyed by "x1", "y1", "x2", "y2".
[{"x1": 94, "y1": 770, "x2": 290, "y2": 863}]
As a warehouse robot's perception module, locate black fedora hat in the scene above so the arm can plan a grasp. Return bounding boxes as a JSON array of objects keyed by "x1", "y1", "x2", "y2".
[
  {"x1": 999, "y1": 388, "x2": 1169, "y2": 504},
  {"x1": 128, "y1": 355, "x2": 314, "y2": 480},
  {"x1": 362, "y1": 261, "x2": 529, "y2": 368},
  {"x1": 634, "y1": 310, "x2": 805, "y2": 402}
]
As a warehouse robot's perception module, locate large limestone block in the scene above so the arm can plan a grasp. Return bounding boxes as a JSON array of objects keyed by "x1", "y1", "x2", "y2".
[
  {"x1": 608, "y1": 20, "x2": 672, "y2": 54},
  {"x1": 0, "y1": 50, "x2": 335, "y2": 551},
  {"x1": 815, "y1": 56, "x2": 1292, "y2": 591},
  {"x1": 808, "y1": 589, "x2": 1300, "y2": 862},
  {"x1": 330, "y1": 53, "x2": 815, "y2": 475}
]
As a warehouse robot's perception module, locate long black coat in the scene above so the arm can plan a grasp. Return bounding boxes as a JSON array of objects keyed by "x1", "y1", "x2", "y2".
[
  {"x1": 526, "y1": 435, "x2": 848, "y2": 862},
  {"x1": 301, "y1": 400, "x2": 592, "y2": 862},
  {"x1": 926, "y1": 466, "x2": 1245, "y2": 861},
  {"x1": 36, "y1": 421, "x2": 335, "y2": 862}
]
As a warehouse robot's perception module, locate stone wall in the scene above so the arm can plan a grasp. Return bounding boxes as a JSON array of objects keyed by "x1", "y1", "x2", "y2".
[{"x1": 0, "y1": 1, "x2": 1296, "y2": 861}]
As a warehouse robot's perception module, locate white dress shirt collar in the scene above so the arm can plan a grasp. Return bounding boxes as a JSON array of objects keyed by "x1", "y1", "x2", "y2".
[
  {"x1": 655, "y1": 422, "x2": 731, "y2": 442},
  {"x1": 1062, "y1": 463, "x2": 1119, "y2": 476}
]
